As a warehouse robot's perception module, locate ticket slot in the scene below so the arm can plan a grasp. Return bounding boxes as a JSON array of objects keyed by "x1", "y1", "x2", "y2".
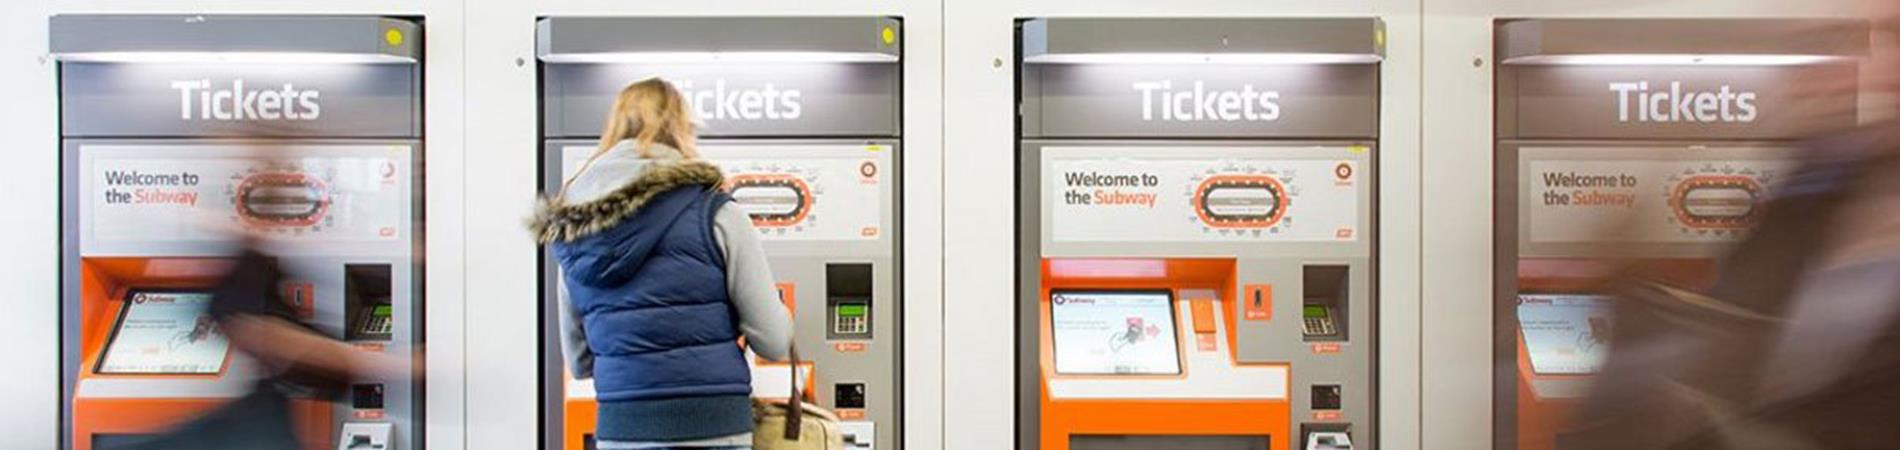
[
  {"x1": 827, "y1": 263, "x2": 874, "y2": 340},
  {"x1": 345, "y1": 264, "x2": 394, "y2": 342},
  {"x1": 1301, "y1": 265, "x2": 1350, "y2": 342}
]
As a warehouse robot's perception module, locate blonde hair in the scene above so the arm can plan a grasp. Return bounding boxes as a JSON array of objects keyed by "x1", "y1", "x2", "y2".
[{"x1": 557, "y1": 77, "x2": 699, "y2": 200}]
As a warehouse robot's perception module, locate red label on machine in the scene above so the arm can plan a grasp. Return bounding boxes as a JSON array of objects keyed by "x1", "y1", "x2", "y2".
[
  {"x1": 353, "y1": 410, "x2": 386, "y2": 420},
  {"x1": 354, "y1": 343, "x2": 386, "y2": 353},
  {"x1": 281, "y1": 282, "x2": 315, "y2": 320},
  {"x1": 776, "y1": 283, "x2": 797, "y2": 314},
  {"x1": 1312, "y1": 411, "x2": 1343, "y2": 421},
  {"x1": 1311, "y1": 343, "x2": 1342, "y2": 355},
  {"x1": 833, "y1": 342, "x2": 867, "y2": 353},
  {"x1": 1243, "y1": 285, "x2": 1272, "y2": 321},
  {"x1": 1196, "y1": 333, "x2": 1218, "y2": 352},
  {"x1": 837, "y1": 409, "x2": 867, "y2": 420}
]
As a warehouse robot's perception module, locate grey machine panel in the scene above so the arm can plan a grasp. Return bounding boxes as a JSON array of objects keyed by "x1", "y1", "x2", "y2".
[
  {"x1": 1023, "y1": 18, "x2": 1384, "y2": 61},
  {"x1": 1019, "y1": 17, "x2": 1382, "y2": 450},
  {"x1": 1496, "y1": 18, "x2": 1867, "y2": 64},
  {"x1": 537, "y1": 15, "x2": 904, "y2": 450},
  {"x1": 53, "y1": 14, "x2": 424, "y2": 450},
  {"x1": 541, "y1": 62, "x2": 899, "y2": 138},
  {"x1": 60, "y1": 62, "x2": 421, "y2": 138},
  {"x1": 543, "y1": 139, "x2": 902, "y2": 450},
  {"x1": 1023, "y1": 63, "x2": 1379, "y2": 139},
  {"x1": 537, "y1": 16, "x2": 900, "y2": 60},
  {"x1": 51, "y1": 15, "x2": 420, "y2": 60},
  {"x1": 1490, "y1": 18, "x2": 1869, "y2": 450},
  {"x1": 1020, "y1": 140, "x2": 1378, "y2": 447},
  {"x1": 1500, "y1": 64, "x2": 1857, "y2": 141},
  {"x1": 538, "y1": 16, "x2": 901, "y2": 139}
]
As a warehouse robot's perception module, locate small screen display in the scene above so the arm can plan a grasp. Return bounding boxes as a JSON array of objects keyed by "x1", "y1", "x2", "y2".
[
  {"x1": 837, "y1": 304, "x2": 867, "y2": 317},
  {"x1": 373, "y1": 305, "x2": 392, "y2": 317},
  {"x1": 97, "y1": 291, "x2": 231, "y2": 375},
  {"x1": 1050, "y1": 290, "x2": 1181, "y2": 375},
  {"x1": 1518, "y1": 294, "x2": 1616, "y2": 375},
  {"x1": 1304, "y1": 305, "x2": 1328, "y2": 318}
]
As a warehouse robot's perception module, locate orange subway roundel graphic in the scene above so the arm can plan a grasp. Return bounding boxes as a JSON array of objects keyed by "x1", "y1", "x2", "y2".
[
  {"x1": 1668, "y1": 174, "x2": 1763, "y2": 231},
  {"x1": 1192, "y1": 174, "x2": 1289, "y2": 229},
  {"x1": 727, "y1": 173, "x2": 814, "y2": 228},
  {"x1": 234, "y1": 171, "x2": 331, "y2": 228}
]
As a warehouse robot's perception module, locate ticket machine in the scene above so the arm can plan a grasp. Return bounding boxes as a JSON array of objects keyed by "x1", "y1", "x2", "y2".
[
  {"x1": 1491, "y1": 18, "x2": 1868, "y2": 450},
  {"x1": 536, "y1": 17, "x2": 904, "y2": 450},
  {"x1": 51, "y1": 15, "x2": 426, "y2": 450},
  {"x1": 1016, "y1": 18, "x2": 1383, "y2": 450}
]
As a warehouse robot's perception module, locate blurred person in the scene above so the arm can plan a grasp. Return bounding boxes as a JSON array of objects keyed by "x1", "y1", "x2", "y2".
[
  {"x1": 529, "y1": 78, "x2": 792, "y2": 450},
  {"x1": 1570, "y1": 10, "x2": 1900, "y2": 450},
  {"x1": 109, "y1": 236, "x2": 419, "y2": 450}
]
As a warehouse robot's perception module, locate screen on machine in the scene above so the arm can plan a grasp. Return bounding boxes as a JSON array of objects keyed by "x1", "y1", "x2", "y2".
[
  {"x1": 96, "y1": 291, "x2": 231, "y2": 375},
  {"x1": 1050, "y1": 290, "x2": 1182, "y2": 375},
  {"x1": 1518, "y1": 294, "x2": 1616, "y2": 375}
]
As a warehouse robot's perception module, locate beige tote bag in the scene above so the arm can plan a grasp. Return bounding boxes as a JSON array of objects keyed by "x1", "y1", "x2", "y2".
[{"x1": 752, "y1": 346, "x2": 845, "y2": 450}]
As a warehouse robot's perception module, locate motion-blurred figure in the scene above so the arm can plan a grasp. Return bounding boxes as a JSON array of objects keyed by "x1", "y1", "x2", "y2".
[
  {"x1": 105, "y1": 228, "x2": 417, "y2": 450},
  {"x1": 1571, "y1": 8, "x2": 1900, "y2": 450}
]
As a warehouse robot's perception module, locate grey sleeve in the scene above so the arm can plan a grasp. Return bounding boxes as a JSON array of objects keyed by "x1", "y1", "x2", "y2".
[
  {"x1": 713, "y1": 204, "x2": 794, "y2": 362},
  {"x1": 557, "y1": 281, "x2": 594, "y2": 379}
]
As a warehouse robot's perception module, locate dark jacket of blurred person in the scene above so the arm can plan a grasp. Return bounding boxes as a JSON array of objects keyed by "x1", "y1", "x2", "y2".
[{"x1": 1573, "y1": 123, "x2": 1900, "y2": 450}]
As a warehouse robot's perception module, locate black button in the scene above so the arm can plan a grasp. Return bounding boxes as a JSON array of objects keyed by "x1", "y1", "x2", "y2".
[
  {"x1": 1312, "y1": 384, "x2": 1342, "y2": 410},
  {"x1": 835, "y1": 383, "x2": 867, "y2": 409},
  {"x1": 353, "y1": 383, "x2": 385, "y2": 409}
]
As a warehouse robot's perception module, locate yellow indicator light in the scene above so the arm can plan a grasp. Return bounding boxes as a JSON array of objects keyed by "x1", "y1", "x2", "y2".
[
  {"x1": 1374, "y1": 29, "x2": 1386, "y2": 48},
  {"x1": 385, "y1": 29, "x2": 405, "y2": 47},
  {"x1": 1349, "y1": 145, "x2": 1369, "y2": 154},
  {"x1": 881, "y1": 26, "x2": 897, "y2": 45}
]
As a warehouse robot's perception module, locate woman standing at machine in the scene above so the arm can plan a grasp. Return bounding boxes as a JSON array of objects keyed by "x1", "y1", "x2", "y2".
[{"x1": 530, "y1": 78, "x2": 793, "y2": 449}]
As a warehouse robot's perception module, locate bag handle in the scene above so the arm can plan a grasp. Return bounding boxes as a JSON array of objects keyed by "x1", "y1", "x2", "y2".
[{"x1": 784, "y1": 344, "x2": 804, "y2": 440}]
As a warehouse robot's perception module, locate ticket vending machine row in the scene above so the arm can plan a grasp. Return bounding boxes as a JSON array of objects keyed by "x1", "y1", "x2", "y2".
[
  {"x1": 1492, "y1": 19, "x2": 1868, "y2": 450},
  {"x1": 1016, "y1": 18, "x2": 1383, "y2": 450},
  {"x1": 536, "y1": 17, "x2": 904, "y2": 450},
  {"x1": 51, "y1": 15, "x2": 427, "y2": 450}
]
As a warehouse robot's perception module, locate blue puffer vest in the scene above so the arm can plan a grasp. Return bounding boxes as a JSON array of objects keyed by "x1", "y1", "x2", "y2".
[{"x1": 531, "y1": 160, "x2": 753, "y2": 441}]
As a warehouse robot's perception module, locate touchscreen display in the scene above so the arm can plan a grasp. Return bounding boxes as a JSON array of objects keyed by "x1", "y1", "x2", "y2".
[
  {"x1": 1050, "y1": 290, "x2": 1182, "y2": 375},
  {"x1": 97, "y1": 291, "x2": 231, "y2": 375},
  {"x1": 1518, "y1": 294, "x2": 1616, "y2": 375}
]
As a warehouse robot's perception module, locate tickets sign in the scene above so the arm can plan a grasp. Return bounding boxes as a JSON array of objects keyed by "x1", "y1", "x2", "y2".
[{"x1": 1046, "y1": 148, "x2": 1362, "y2": 243}]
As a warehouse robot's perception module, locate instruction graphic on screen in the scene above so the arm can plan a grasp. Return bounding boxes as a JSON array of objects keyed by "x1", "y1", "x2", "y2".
[
  {"x1": 1050, "y1": 291, "x2": 1182, "y2": 375},
  {"x1": 562, "y1": 144, "x2": 886, "y2": 241},
  {"x1": 1046, "y1": 147, "x2": 1361, "y2": 243},
  {"x1": 97, "y1": 291, "x2": 230, "y2": 374},
  {"x1": 1517, "y1": 294, "x2": 1616, "y2": 375},
  {"x1": 1521, "y1": 150, "x2": 1795, "y2": 244},
  {"x1": 81, "y1": 144, "x2": 411, "y2": 244}
]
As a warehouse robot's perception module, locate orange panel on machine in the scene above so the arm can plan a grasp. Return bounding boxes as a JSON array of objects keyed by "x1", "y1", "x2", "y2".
[
  {"x1": 1038, "y1": 258, "x2": 1286, "y2": 450},
  {"x1": 1189, "y1": 298, "x2": 1216, "y2": 334},
  {"x1": 71, "y1": 257, "x2": 330, "y2": 450},
  {"x1": 1511, "y1": 258, "x2": 1717, "y2": 450},
  {"x1": 565, "y1": 397, "x2": 598, "y2": 450}
]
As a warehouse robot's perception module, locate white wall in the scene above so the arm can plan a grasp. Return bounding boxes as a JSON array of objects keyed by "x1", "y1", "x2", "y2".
[
  {"x1": 1417, "y1": 1, "x2": 1872, "y2": 449},
  {"x1": 459, "y1": 2, "x2": 945, "y2": 450},
  {"x1": 0, "y1": 2, "x2": 468, "y2": 449},
  {"x1": 941, "y1": 1, "x2": 1426, "y2": 450}
]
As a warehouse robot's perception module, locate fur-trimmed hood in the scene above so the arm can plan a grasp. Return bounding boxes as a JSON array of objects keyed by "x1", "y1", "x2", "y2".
[{"x1": 528, "y1": 159, "x2": 724, "y2": 243}]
